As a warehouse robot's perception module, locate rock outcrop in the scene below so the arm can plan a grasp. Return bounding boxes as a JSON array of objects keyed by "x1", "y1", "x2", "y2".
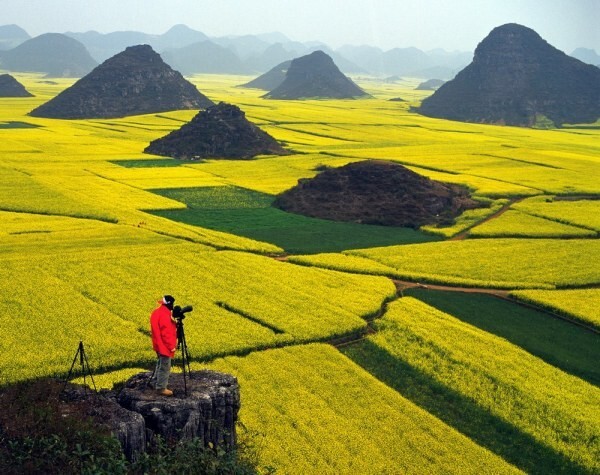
[
  {"x1": 145, "y1": 102, "x2": 290, "y2": 159},
  {"x1": 29, "y1": 44, "x2": 213, "y2": 119},
  {"x1": 274, "y1": 160, "x2": 480, "y2": 228},
  {"x1": 0, "y1": 33, "x2": 97, "y2": 77},
  {"x1": 417, "y1": 23, "x2": 600, "y2": 126},
  {"x1": 61, "y1": 370, "x2": 239, "y2": 461},
  {"x1": 118, "y1": 371, "x2": 240, "y2": 453},
  {"x1": 239, "y1": 60, "x2": 291, "y2": 90},
  {"x1": 264, "y1": 50, "x2": 368, "y2": 99},
  {"x1": 0, "y1": 74, "x2": 33, "y2": 97}
]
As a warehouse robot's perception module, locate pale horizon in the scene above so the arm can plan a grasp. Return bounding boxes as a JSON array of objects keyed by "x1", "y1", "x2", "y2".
[{"x1": 0, "y1": 0, "x2": 598, "y2": 54}]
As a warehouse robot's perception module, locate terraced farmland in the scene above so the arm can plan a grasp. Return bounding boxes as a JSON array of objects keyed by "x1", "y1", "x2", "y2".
[{"x1": 0, "y1": 73, "x2": 598, "y2": 474}]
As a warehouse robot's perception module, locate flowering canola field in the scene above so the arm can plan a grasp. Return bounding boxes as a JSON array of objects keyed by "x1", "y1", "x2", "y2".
[{"x1": 0, "y1": 73, "x2": 598, "y2": 473}]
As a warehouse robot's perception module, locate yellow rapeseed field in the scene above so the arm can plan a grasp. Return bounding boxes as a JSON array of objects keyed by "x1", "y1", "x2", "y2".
[{"x1": 1, "y1": 73, "x2": 598, "y2": 472}]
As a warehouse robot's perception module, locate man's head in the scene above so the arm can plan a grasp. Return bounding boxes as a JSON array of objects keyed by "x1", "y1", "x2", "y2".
[{"x1": 162, "y1": 295, "x2": 175, "y2": 310}]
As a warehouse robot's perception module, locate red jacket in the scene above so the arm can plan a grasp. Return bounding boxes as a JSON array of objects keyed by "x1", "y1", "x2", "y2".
[{"x1": 150, "y1": 303, "x2": 177, "y2": 358}]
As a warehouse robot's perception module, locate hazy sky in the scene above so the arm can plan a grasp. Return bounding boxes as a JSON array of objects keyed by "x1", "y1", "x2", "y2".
[{"x1": 1, "y1": 0, "x2": 598, "y2": 52}]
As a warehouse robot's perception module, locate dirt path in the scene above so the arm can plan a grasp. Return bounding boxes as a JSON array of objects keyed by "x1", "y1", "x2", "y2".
[
  {"x1": 393, "y1": 280, "x2": 510, "y2": 298},
  {"x1": 449, "y1": 196, "x2": 526, "y2": 241}
]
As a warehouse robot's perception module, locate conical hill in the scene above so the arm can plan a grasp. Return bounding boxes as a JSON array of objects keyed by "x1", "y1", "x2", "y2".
[
  {"x1": 29, "y1": 44, "x2": 213, "y2": 119},
  {"x1": 417, "y1": 23, "x2": 600, "y2": 126},
  {"x1": 264, "y1": 50, "x2": 368, "y2": 99},
  {"x1": 144, "y1": 102, "x2": 290, "y2": 160}
]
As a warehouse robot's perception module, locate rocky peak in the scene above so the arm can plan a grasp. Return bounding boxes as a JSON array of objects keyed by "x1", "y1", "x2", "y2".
[
  {"x1": 144, "y1": 101, "x2": 290, "y2": 159},
  {"x1": 264, "y1": 50, "x2": 368, "y2": 99},
  {"x1": 417, "y1": 23, "x2": 600, "y2": 126},
  {"x1": 29, "y1": 44, "x2": 213, "y2": 119}
]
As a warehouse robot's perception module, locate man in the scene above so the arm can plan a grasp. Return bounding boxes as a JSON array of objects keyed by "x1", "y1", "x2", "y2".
[{"x1": 149, "y1": 294, "x2": 177, "y2": 396}]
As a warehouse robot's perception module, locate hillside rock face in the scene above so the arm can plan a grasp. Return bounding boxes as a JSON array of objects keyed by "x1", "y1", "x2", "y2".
[
  {"x1": 264, "y1": 50, "x2": 368, "y2": 99},
  {"x1": 418, "y1": 24, "x2": 600, "y2": 126},
  {"x1": 0, "y1": 74, "x2": 33, "y2": 97},
  {"x1": 29, "y1": 44, "x2": 213, "y2": 119},
  {"x1": 145, "y1": 102, "x2": 290, "y2": 159},
  {"x1": 274, "y1": 160, "x2": 479, "y2": 228},
  {"x1": 0, "y1": 33, "x2": 97, "y2": 77},
  {"x1": 240, "y1": 60, "x2": 291, "y2": 90}
]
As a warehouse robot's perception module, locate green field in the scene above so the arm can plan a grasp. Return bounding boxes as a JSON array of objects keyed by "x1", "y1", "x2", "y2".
[
  {"x1": 1, "y1": 73, "x2": 598, "y2": 473},
  {"x1": 149, "y1": 185, "x2": 440, "y2": 253}
]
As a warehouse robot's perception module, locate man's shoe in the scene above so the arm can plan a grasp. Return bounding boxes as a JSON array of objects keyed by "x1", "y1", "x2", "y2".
[{"x1": 156, "y1": 388, "x2": 173, "y2": 396}]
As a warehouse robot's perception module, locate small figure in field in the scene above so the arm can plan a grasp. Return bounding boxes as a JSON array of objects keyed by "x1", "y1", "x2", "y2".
[{"x1": 149, "y1": 295, "x2": 177, "y2": 396}]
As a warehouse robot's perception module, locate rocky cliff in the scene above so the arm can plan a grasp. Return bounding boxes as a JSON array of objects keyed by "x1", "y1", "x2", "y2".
[
  {"x1": 145, "y1": 102, "x2": 290, "y2": 159},
  {"x1": 417, "y1": 23, "x2": 600, "y2": 126},
  {"x1": 274, "y1": 160, "x2": 480, "y2": 228},
  {"x1": 29, "y1": 44, "x2": 213, "y2": 119},
  {"x1": 264, "y1": 50, "x2": 368, "y2": 99}
]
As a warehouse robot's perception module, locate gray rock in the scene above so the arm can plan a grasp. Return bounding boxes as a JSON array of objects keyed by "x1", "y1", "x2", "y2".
[{"x1": 117, "y1": 371, "x2": 240, "y2": 451}]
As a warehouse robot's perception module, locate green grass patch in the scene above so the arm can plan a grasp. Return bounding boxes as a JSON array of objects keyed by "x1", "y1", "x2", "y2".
[
  {"x1": 148, "y1": 186, "x2": 440, "y2": 254},
  {"x1": 0, "y1": 121, "x2": 41, "y2": 129},
  {"x1": 405, "y1": 288, "x2": 600, "y2": 387}
]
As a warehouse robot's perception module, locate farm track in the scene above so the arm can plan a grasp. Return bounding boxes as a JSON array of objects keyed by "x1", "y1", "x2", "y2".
[
  {"x1": 271, "y1": 255, "x2": 600, "y2": 340},
  {"x1": 449, "y1": 196, "x2": 526, "y2": 241}
]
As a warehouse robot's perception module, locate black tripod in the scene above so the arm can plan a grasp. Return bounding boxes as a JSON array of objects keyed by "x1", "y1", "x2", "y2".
[
  {"x1": 176, "y1": 318, "x2": 192, "y2": 396},
  {"x1": 64, "y1": 340, "x2": 97, "y2": 394}
]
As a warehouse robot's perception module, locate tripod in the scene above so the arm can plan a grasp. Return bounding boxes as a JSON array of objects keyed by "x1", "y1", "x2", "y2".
[
  {"x1": 64, "y1": 340, "x2": 97, "y2": 394},
  {"x1": 177, "y1": 318, "x2": 192, "y2": 396}
]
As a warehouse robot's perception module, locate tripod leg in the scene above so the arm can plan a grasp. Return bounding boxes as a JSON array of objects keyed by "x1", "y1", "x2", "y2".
[
  {"x1": 81, "y1": 345, "x2": 98, "y2": 393},
  {"x1": 62, "y1": 344, "x2": 81, "y2": 393}
]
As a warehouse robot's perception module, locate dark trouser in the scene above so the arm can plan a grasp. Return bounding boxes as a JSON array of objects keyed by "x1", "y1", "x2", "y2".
[{"x1": 150, "y1": 354, "x2": 172, "y2": 390}]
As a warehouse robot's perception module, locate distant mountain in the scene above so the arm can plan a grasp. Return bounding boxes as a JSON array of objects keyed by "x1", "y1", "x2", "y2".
[
  {"x1": 337, "y1": 45, "x2": 385, "y2": 74},
  {"x1": 571, "y1": 48, "x2": 600, "y2": 66},
  {"x1": 0, "y1": 33, "x2": 97, "y2": 77},
  {"x1": 65, "y1": 30, "x2": 154, "y2": 63},
  {"x1": 212, "y1": 35, "x2": 271, "y2": 60},
  {"x1": 29, "y1": 44, "x2": 213, "y2": 119},
  {"x1": 240, "y1": 60, "x2": 291, "y2": 90},
  {"x1": 335, "y1": 44, "x2": 470, "y2": 78},
  {"x1": 244, "y1": 43, "x2": 296, "y2": 73},
  {"x1": 155, "y1": 24, "x2": 209, "y2": 51},
  {"x1": 416, "y1": 79, "x2": 445, "y2": 90},
  {"x1": 145, "y1": 102, "x2": 290, "y2": 160},
  {"x1": 418, "y1": 23, "x2": 600, "y2": 127},
  {"x1": 0, "y1": 74, "x2": 33, "y2": 97},
  {"x1": 382, "y1": 47, "x2": 433, "y2": 75},
  {"x1": 162, "y1": 40, "x2": 247, "y2": 75},
  {"x1": 0, "y1": 24, "x2": 30, "y2": 50},
  {"x1": 66, "y1": 25, "x2": 209, "y2": 63},
  {"x1": 264, "y1": 50, "x2": 368, "y2": 100}
]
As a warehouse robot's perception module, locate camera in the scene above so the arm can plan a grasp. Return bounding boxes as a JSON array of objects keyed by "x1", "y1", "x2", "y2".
[{"x1": 172, "y1": 305, "x2": 193, "y2": 321}]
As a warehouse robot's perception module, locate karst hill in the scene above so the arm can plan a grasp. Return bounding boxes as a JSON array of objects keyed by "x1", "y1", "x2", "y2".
[
  {"x1": 417, "y1": 23, "x2": 600, "y2": 126},
  {"x1": 263, "y1": 50, "x2": 368, "y2": 99},
  {"x1": 0, "y1": 74, "x2": 33, "y2": 97},
  {"x1": 239, "y1": 60, "x2": 292, "y2": 91},
  {"x1": 144, "y1": 102, "x2": 290, "y2": 159},
  {"x1": 0, "y1": 33, "x2": 97, "y2": 77},
  {"x1": 274, "y1": 160, "x2": 479, "y2": 228},
  {"x1": 29, "y1": 44, "x2": 213, "y2": 119}
]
